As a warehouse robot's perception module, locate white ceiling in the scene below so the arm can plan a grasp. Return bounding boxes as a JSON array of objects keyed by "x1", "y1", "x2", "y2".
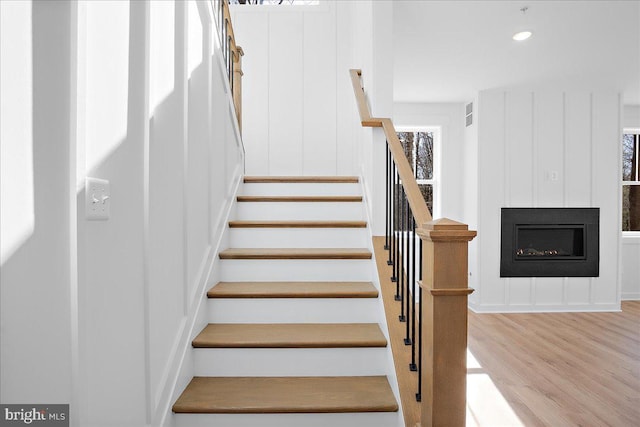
[{"x1": 393, "y1": 0, "x2": 640, "y2": 105}]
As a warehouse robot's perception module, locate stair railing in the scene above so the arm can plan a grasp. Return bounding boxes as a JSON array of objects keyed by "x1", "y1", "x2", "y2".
[
  {"x1": 213, "y1": 0, "x2": 244, "y2": 132},
  {"x1": 349, "y1": 69, "x2": 477, "y2": 427}
]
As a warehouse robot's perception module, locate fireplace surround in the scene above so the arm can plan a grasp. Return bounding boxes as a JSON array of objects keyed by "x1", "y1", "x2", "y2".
[{"x1": 500, "y1": 208, "x2": 599, "y2": 277}]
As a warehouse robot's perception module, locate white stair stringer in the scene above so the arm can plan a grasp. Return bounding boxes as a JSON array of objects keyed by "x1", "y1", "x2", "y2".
[{"x1": 174, "y1": 178, "x2": 404, "y2": 427}]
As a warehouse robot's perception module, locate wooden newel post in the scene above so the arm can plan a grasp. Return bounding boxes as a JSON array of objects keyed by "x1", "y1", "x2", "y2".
[{"x1": 416, "y1": 218, "x2": 477, "y2": 427}]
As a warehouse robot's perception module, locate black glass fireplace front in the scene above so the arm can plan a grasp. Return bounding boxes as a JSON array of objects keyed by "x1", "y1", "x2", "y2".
[{"x1": 500, "y1": 208, "x2": 599, "y2": 277}]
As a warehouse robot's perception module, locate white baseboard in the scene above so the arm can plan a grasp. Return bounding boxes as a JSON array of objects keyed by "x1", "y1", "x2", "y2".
[
  {"x1": 468, "y1": 302, "x2": 621, "y2": 313},
  {"x1": 621, "y1": 292, "x2": 640, "y2": 301}
]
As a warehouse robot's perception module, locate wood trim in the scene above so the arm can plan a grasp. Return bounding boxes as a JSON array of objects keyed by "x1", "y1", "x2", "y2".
[
  {"x1": 172, "y1": 376, "x2": 399, "y2": 414},
  {"x1": 228, "y1": 220, "x2": 367, "y2": 228},
  {"x1": 192, "y1": 323, "x2": 388, "y2": 348},
  {"x1": 348, "y1": 69, "x2": 432, "y2": 226},
  {"x1": 350, "y1": 69, "x2": 477, "y2": 427},
  {"x1": 381, "y1": 118, "x2": 433, "y2": 227},
  {"x1": 219, "y1": 248, "x2": 372, "y2": 260},
  {"x1": 236, "y1": 195, "x2": 363, "y2": 203},
  {"x1": 207, "y1": 281, "x2": 379, "y2": 299},
  {"x1": 429, "y1": 288, "x2": 474, "y2": 297},
  {"x1": 244, "y1": 176, "x2": 359, "y2": 183}
]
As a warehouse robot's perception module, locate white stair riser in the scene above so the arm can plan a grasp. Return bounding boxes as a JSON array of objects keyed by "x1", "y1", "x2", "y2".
[
  {"x1": 193, "y1": 348, "x2": 389, "y2": 377},
  {"x1": 235, "y1": 202, "x2": 364, "y2": 221},
  {"x1": 229, "y1": 228, "x2": 367, "y2": 248},
  {"x1": 241, "y1": 182, "x2": 361, "y2": 196},
  {"x1": 208, "y1": 298, "x2": 381, "y2": 323},
  {"x1": 220, "y1": 259, "x2": 372, "y2": 281},
  {"x1": 172, "y1": 412, "x2": 403, "y2": 427}
]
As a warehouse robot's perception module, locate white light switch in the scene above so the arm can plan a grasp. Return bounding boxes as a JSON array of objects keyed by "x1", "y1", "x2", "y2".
[{"x1": 86, "y1": 177, "x2": 110, "y2": 220}]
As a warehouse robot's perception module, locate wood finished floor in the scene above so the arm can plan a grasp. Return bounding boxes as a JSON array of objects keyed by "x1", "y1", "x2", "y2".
[{"x1": 373, "y1": 237, "x2": 640, "y2": 427}]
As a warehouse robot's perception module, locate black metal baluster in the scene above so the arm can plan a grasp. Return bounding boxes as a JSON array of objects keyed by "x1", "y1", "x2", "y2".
[
  {"x1": 416, "y1": 236, "x2": 423, "y2": 402},
  {"x1": 391, "y1": 163, "x2": 398, "y2": 288},
  {"x1": 385, "y1": 145, "x2": 390, "y2": 251},
  {"x1": 410, "y1": 216, "x2": 417, "y2": 371},
  {"x1": 388, "y1": 148, "x2": 394, "y2": 267},
  {"x1": 398, "y1": 186, "x2": 406, "y2": 322},
  {"x1": 404, "y1": 197, "x2": 411, "y2": 339}
]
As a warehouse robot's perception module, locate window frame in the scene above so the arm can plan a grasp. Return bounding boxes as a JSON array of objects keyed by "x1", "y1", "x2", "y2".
[
  {"x1": 622, "y1": 127, "x2": 640, "y2": 236},
  {"x1": 395, "y1": 126, "x2": 441, "y2": 219}
]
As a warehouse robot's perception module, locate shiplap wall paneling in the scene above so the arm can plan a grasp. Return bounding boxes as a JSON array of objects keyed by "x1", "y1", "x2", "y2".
[
  {"x1": 591, "y1": 92, "x2": 621, "y2": 305},
  {"x1": 148, "y1": 0, "x2": 186, "y2": 407},
  {"x1": 269, "y1": 12, "x2": 304, "y2": 175},
  {"x1": 477, "y1": 91, "x2": 506, "y2": 306},
  {"x1": 504, "y1": 92, "x2": 535, "y2": 306},
  {"x1": 534, "y1": 93, "x2": 565, "y2": 306},
  {"x1": 303, "y1": 6, "x2": 337, "y2": 175},
  {"x1": 564, "y1": 92, "x2": 593, "y2": 305},
  {"x1": 536, "y1": 91, "x2": 564, "y2": 207},
  {"x1": 187, "y1": 3, "x2": 211, "y2": 304},
  {"x1": 336, "y1": 1, "x2": 356, "y2": 176},
  {"x1": 475, "y1": 89, "x2": 621, "y2": 311},
  {"x1": 233, "y1": 12, "x2": 269, "y2": 175}
]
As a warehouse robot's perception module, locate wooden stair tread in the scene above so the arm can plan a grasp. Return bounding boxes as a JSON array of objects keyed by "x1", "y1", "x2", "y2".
[
  {"x1": 237, "y1": 195, "x2": 362, "y2": 202},
  {"x1": 219, "y1": 248, "x2": 372, "y2": 260},
  {"x1": 208, "y1": 281, "x2": 378, "y2": 298},
  {"x1": 172, "y1": 376, "x2": 398, "y2": 413},
  {"x1": 229, "y1": 220, "x2": 367, "y2": 228},
  {"x1": 244, "y1": 176, "x2": 359, "y2": 183},
  {"x1": 192, "y1": 323, "x2": 388, "y2": 348}
]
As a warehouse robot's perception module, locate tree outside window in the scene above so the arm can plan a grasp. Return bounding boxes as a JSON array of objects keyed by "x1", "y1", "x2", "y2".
[
  {"x1": 397, "y1": 130, "x2": 435, "y2": 216},
  {"x1": 623, "y1": 131, "x2": 640, "y2": 231}
]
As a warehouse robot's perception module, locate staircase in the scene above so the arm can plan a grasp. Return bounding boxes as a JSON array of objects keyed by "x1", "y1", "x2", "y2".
[{"x1": 172, "y1": 176, "x2": 403, "y2": 427}]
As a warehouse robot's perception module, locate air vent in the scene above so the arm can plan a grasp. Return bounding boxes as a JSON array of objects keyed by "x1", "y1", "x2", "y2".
[{"x1": 465, "y1": 102, "x2": 473, "y2": 127}]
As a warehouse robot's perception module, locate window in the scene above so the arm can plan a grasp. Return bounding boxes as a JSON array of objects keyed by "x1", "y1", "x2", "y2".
[
  {"x1": 623, "y1": 130, "x2": 640, "y2": 231},
  {"x1": 397, "y1": 129, "x2": 438, "y2": 216}
]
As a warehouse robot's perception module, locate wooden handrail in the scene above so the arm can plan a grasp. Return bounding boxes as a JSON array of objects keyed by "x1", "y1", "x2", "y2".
[
  {"x1": 219, "y1": 0, "x2": 243, "y2": 132},
  {"x1": 348, "y1": 69, "x2": 432, "y2": 227},
  {"x1": 349, "y1": 68, "x2": 476, "y2": 427}
]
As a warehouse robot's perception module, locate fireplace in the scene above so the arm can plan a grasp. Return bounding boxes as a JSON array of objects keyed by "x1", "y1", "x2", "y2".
[{"x1": 500, "y1": 208, "x2": 599, "y2": 277}]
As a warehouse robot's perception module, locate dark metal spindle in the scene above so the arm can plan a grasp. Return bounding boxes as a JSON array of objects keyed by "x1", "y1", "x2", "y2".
[
  {"x1": 398, "y1": 186, "x2": 406, "y2": 322},
  {"x1": 410, "y1": 216, "x2": 418, "y2": 370},
  {"x1": 387, "y1": 148, "x2": 394, "y2": 266},
  {"x1": 385, "y1": 145, "x2": 390, "y2": 251},
  {"x1": 416, "y1": 236, "x2": 423, "y2": 402},
  {"x1": 391, "y1": 163, "x2": 398, "y2": 288},
  {"x1": 404, "y1": 197, "x2": 411, "y2": 340}
]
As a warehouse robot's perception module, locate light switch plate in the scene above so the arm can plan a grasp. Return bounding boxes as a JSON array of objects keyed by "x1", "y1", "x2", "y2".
[{"x1": 86, "y1": 177, "x2": 110, "y2": 220}]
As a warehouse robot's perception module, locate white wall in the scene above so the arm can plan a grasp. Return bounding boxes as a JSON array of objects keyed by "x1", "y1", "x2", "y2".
[
  {"x1": 622, "y1": 104, "x2": 640, "y2": 300},
  {"x1": 394, "y1": 102, "x2": 466, "y2": 221},
  {"x1": 1, "y1": 1, "x2": 244, "y2": 425},
  {"x1": 231, "y1": 1, "x2": 347, "y2": 176},
  {"x1": 230, "y1": 0, "x2": 392, "y2": 235},
  {"x1": 469, "y1": 89, "x2": 622, "y2": 312},
  {"x1": 76, "y1": 1, "x2": 244, "y2": 425},
  {"x1": 1, "y1": 0, "x2": 73, "y2": 405}
]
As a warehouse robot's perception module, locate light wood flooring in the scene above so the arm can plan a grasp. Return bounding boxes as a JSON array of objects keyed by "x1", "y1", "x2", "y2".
[{"x1": 373, "y1": 237, "x2": 640, "y2": 427}]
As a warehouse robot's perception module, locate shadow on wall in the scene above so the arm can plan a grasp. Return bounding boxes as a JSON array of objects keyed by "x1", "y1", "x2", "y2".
[{"x1": 1, "y1": 1, "x2": 243, "y2": 425}]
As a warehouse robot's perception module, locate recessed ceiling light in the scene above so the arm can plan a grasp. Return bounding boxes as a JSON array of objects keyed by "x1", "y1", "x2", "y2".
[{"x1": 513, "y1": 30, "x2": 533, "y2": 41}]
